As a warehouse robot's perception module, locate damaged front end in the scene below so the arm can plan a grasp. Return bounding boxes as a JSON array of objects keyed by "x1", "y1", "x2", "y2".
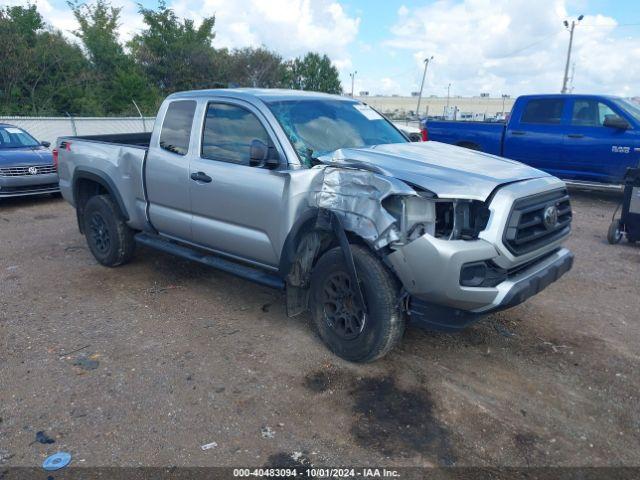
[
  {"x1": 284, "y1": 158, "x2": 495, "y2": 325},
  {"x1": 308, "y1": 165, "x2": 491, "y2": 251},
  {"x1": 286, "y1": 145, "x2": 573, "y2": 332}
]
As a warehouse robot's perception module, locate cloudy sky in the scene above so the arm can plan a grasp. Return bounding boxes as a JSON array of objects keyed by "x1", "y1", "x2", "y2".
[{"x1": 15, "y1": 0, "x2": 640, "y2": 97}]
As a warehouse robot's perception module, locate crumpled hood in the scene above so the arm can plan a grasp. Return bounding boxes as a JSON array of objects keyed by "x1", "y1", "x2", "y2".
[
  {"x1": 0, "y1": 147, "x2": 52, "y2": 167},
  {"x1": 318, "y1": 141, "x2": 551, "y2": 201}
]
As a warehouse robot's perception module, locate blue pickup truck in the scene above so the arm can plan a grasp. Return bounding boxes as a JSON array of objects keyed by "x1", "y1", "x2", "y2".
[{"x1": 423, "y1": 94, "x2": 640, "y2": 185}]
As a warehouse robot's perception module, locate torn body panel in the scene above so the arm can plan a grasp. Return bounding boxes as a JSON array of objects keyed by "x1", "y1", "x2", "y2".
[{"x1": 308, "y1": 166, "x2": 417, "y2": 249}]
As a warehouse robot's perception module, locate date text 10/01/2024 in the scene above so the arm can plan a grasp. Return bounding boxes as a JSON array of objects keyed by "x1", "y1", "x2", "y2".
[{"x1": 233, "y1": 468, "x2": 401, "y2": 477}]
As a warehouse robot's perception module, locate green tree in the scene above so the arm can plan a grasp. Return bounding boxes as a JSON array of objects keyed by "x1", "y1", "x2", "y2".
[
  {"x1": 68, "y1": 0, "x2": 158, "y2": 114},
  {"x1": 286, "y1": 52, "x2": 342, "y2": 94},
  {"x1": 228, "y1": 47, "x2": 288, "y2": 88},
  {"x1": 0, "y1": 4, "x2": 90, "y2": 115},
  {"x1": 129, "y1": 1, "x2": 218, "y2": 94}
]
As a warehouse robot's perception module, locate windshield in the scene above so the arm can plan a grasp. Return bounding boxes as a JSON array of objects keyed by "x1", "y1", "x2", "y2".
[
  {"x1": 612, "y1": 98, "x2": 640, "y2": 124},
  {"x1": 266, "y1": 99, "x2": 407, "y2": 167},
  {"x1": 0, "y1": 126, "x2": 40, "y2": 148}
]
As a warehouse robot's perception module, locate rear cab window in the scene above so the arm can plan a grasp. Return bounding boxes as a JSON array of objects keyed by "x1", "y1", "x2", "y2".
[
  {"x1": 159, "y1": 100, "x2": 197, "y2": 155},
  {"x1": 520, "y1": 99, "x2": 565, "y2": 125}
]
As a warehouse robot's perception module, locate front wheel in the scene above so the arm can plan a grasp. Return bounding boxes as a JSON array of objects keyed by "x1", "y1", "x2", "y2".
[
  {"x1": 83, "y1": 194, "x2": 136, "y2": 267},
  {"x1": 607, "y1": 219, "x2": 623, "y2": 245},
  {"x1": 310, "y1": 245, "x2": 405, "y2": 362}
]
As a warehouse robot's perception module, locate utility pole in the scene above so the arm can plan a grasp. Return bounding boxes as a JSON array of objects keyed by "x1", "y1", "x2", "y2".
[
  {"x1": 561, "y1": 15, "x2": 583, "y2": 94},
  {"x1": 416, "y1": 56, "x2": 433, "y2": 117},
  {"x1": 349, "y1": 71, "x2": 357, "y2": 97}
]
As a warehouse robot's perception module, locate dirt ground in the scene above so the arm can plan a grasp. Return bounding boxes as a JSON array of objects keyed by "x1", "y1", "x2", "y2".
[{"x1": 0, "y1": 189, "x2": 638, "y2": 470}]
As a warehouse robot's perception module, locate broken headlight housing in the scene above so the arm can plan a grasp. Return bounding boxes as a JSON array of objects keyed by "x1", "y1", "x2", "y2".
[{"x1": 384, "y1": 195, "x2": 490, "y2": 243}]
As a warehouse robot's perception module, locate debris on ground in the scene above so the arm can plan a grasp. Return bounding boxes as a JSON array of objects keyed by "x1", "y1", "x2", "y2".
[
  {"x1": 493, "y1": 321, "x2": 517, "y2": 338},
  {"x1": 200, "y1": 442, "x2": 218, "y2": 451},
  {"x1": 536, "y1": 337, "x2": 570, "y2": 353},
  {"x1": 58, "y1": 345, "x2": 90, "y2": 358},
  {"x1": 261, "y1": 426, "x2": 275, "y2": 439},
  {"x1": 64, "y1": 246, "x2": 86, "y2": 253},
  {"x1": 72, "y1": 354, "x2": 100, "y2": 371},
  {"x1": 42, "y1": 452, "x2": 71, "y2": 471},
  {"x1": 147, "y1": 283, "x2": 184, "y2": 294},
  {"x1": 35, "y1": 431, "x2": 55, "y2": 444}
]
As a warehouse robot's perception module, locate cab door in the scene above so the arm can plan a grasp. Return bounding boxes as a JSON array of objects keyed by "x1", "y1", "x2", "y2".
[
  {"x1": 189, "y1": 100, "x2": 288, "y2": 269},
  {"x1": 502, "y1": 97, "x2": 568, "y2": 173},
  {"x1": 562, "y1": 98, "x2": 636, "y2": 183},
  {"x1": 145, "y1": 99, "x2": 197, "y2": 240}
]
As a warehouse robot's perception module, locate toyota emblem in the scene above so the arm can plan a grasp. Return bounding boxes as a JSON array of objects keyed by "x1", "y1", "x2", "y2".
[
  {"x1": 543, "y1": 205, "x2": 559, "y2": 230},
  {"x1": 28, "y1": 166, "x2": 38, "y2": 175}
]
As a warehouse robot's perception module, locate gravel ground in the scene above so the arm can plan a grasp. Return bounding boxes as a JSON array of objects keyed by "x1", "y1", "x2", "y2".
[{"x1": 0, "y1": 190, "x2": 638, "y2": 469}]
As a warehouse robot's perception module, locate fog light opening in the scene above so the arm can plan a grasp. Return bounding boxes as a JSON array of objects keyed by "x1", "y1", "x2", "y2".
[{"x1": 460, "y1": 262, "x2": 488, "y2": 287}]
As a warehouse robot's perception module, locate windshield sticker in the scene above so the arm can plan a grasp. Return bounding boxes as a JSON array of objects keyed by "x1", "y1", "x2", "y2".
[
  {"x1": 5, "y1": 127, "x2": 23, "y2": 134},
  {"x1": 354, "y1": 104, "x2": 383, "y2": 121}
]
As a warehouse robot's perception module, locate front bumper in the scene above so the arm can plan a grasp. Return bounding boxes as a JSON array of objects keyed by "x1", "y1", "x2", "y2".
[
  {"x1": 0, "y1": 173, "x2": 60, "y2": 198},
  {"x1": 472, "y1": 247, "x2": 573, "y2": 314},
  {"x1": 402, "y1": 248, "x2": 573, "y2": 331},
  {"x1": 387, "y1": 234, "x2": 574, "y2": 330}
]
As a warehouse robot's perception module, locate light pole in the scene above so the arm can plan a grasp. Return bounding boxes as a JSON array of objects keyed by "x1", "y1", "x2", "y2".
[
  {"x1": 349, "y1": 71, "x2": 357, "y2": 97},
  {"x1": 561, "y1": 15, "x2": 583, "y2": 94},
  {"x1": 446, "y1": 83, "x2": 451, "y2": 109},
  {"x1": 501, "y1": 94, "x2": 509, "y2": 117},
  {"x1": 416, "y1": 56, "x2": 433, "y2": 117}
]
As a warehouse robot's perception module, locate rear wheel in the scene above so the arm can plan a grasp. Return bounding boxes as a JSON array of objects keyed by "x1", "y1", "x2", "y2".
[
  {"x1": 83, "y1": 194, "x2": 136, "y2": 266},
  {"x1": 607, "y1": 219, "x2": 623, "y2": 244},
  {"x1": 310, "y1": 245, "x2": 405, "y2": 362}
]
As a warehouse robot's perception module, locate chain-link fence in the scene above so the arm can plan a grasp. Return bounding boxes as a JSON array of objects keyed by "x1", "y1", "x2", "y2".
[{"x1": 0, "y1": 116, "x2": 156, "y2": 146}]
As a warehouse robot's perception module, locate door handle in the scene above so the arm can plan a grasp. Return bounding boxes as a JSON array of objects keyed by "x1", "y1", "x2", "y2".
[
  {"x1": 511, "y1": 131, "x2": 526, "y2": 136},
  {"x1": 567, "y1": 134, "x2": 584, "y2": 138},
  {"x1": 190, "y1": 171, "x2": 212, "y2": 183}
]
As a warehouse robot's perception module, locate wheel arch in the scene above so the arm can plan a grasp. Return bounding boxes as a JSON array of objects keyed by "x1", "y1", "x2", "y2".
[
  {"x1": 456, "y1": 141, "x2": 482, "y2": 151},
  {"x1": 73, "y1": 168, "x2": 129, "y2": 233}
]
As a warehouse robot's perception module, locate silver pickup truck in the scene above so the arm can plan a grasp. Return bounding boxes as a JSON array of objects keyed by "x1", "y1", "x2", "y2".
[{"x1": 56, "y1": 89, "x2": 574, "y2": 362}]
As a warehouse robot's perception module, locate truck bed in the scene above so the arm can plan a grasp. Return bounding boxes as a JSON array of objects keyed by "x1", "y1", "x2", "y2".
[
  {"x1": 67, "y1": 132, "x2": 151, "y2": 148},
  {"x1": 56, "y1": 132, "x2": 150, "y2": 231}
]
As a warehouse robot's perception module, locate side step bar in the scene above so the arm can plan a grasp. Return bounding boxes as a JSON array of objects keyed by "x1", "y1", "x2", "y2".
[{"x1": 135, "y1": 233, "x2": 285, "y2": 290}]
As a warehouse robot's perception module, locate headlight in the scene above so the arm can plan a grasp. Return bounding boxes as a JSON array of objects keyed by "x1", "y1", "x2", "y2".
[
  {"x1": 384, "y1": 195, "x2": 490, "y2": 243},
  {"x1": 383, "y1": 194, "x2": 436, "y2": 243}
]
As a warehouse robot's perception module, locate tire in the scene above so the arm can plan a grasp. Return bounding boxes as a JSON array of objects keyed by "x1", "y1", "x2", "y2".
[
  {"x1": 310, "y1": 245, "x2": 405, "y2": 362},
  {"x1": 607, "y1": 219, "x2": 623, "y2": 245},
  {"x1": 83, "y1": 194, "x2": 136, "y2": 267}
]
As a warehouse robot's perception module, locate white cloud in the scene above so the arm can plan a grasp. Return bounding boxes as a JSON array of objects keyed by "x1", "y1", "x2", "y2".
[
  {"x1": 5, "y1": 0, "x2": 146, "y2": 44},
  {"x1": 169, "y1": 0, "x2": 359, "y2": 68},
  {"x1": 382, "y1": 0, "x2": 640, "y2": 96},
  {"x1": 11, "y1": 0, "x2": 358, "y2": 73}
]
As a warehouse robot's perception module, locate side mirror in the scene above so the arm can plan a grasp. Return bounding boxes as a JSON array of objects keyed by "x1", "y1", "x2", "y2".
[
  {"x1": 249, "y1": 139, "x2": 279, "y2": 168},
  {"x1": 603, "y1": 115, "x2": 630, "y2": 130},
  {"x1": 41, "y1": 141, "x2": 51, "y2": 148}
]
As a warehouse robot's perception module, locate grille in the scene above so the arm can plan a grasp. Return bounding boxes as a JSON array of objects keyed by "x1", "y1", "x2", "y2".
[
  {"x1": 504, "y1": 189, "x2": 572, "y2": 255},
  {"x1": 0, "y1": 183, "x2": 59, "y2": 193},
  {"x1": 0, "y1": 165, "x2": 56, "y2": 176}
]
